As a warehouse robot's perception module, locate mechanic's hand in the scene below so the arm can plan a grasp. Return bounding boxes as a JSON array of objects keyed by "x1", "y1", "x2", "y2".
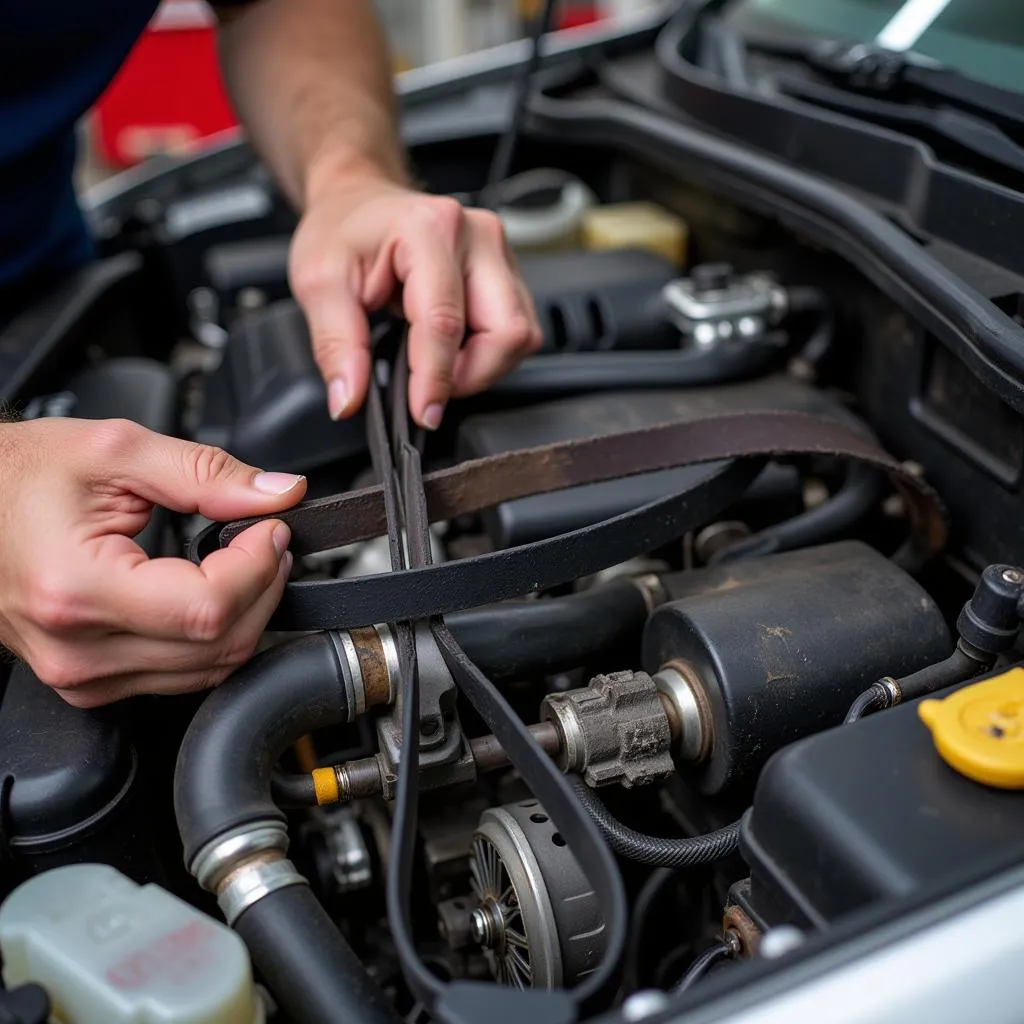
[
  {"x1": 0, "y1": 418, "x2": 306, "y2": 707},
  {"x1": 288, "y1": 177, "x2": 543, "y2": 430}
]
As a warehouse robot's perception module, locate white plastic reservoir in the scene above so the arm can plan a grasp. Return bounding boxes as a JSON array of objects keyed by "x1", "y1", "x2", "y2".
[{"x1": 0, "y1": 864, "x2": 263, "y2": 1024}]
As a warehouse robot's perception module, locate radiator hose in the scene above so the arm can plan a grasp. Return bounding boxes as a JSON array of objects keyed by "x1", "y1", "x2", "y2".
[{"x1": 174, "y1": 632, "x2": 399, "y2": 1024}]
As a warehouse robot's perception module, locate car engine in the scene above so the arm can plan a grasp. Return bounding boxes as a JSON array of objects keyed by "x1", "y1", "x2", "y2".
[{"x1": 4, "y1": 8, "x2": 1024, "y2": 1023}]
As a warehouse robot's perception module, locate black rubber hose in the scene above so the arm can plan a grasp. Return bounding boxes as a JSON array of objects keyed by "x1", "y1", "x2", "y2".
[
  {"x1": 897, "y1": 645, "x2": 988, "y2": 701},
  {"x1": 174, "y1": 633, "x2": 397, "y2": 1024},
  {"x1": 844, "y1": 682, "x2": 889, "y2": 724},
  {"x1": 488, "y1": 341, "x2": 781, "y2": 397},
  {"x1": 234, "y1": 885, "x2": 400, "y2": 1024},
  {"x1": 710, "y1": 463, "x2": 886, "y2": 565},
  {"x1": 569, "y1": 777, "x2": 741, "y2": 867},
  {"x1": 271, "y1": 770, "x2": 317, "y2": 809},
  {"x1": 673, "y1": 942, "x2": 733, "y2": 993},
  {"x1": 447, "y1": 576, "x2": 651, "y2": 681},
  {"x1": 845, "y1": 645, "x2": 990, "y2": 723},
  {"x1": 174, "y1": 631, "x2": 359, "y2": 863}
]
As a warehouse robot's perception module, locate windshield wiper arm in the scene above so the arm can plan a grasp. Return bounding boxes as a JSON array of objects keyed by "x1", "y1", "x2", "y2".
[
  {"x1": 739, "y1": 36, "x2": 1024, "y2": 179},
  {"x1": 778, "y1": 73, "x2": 1024, "y2": 179},
  {"x1": 761, "y1": 38, "x2": 1024, "y2": 135}
]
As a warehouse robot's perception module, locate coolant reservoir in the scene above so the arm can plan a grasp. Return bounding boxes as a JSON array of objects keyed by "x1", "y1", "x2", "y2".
[
  {"x1": 0, "y1": 864, "x2": 263, "y2": 1024},
  {"x1": 581, "y1": 201, "x2": 688, "y2": 266}
]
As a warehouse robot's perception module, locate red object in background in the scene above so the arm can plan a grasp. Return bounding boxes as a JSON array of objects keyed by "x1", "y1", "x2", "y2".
[
  {"x1": 93, "y1": 1, "x2": 238, "y2": 168},
  {"x1": 555, "y1": 2, "x2": 603, "y2": 30}
]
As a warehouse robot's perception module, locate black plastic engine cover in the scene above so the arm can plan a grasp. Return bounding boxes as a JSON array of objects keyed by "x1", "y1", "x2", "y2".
[
  {"x1": 518, "y1": 248, "x2": 680, "y2": 352},
  {"x1": 741, "y1": 671, "x2": 1024, "y2": 931},
  {"x1": 20, "y1": 358, "x2": 178, "y2": 557},
  {"x1": 456, "y1": 375, "x2": 862, "y2": 548},
  {"x1": 196, "y1": 299, "x2": 366, "y2": 474},
  {"x1": 0, "y1": 668, "x2": 158, "y2": 895}
]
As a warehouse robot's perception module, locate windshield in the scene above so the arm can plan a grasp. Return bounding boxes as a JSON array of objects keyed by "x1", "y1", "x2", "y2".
[{"x1": 743, "y1": 0, "x2": 1024, "y2": 93}]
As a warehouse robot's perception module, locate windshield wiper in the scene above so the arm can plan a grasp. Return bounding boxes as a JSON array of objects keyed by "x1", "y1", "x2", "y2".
[{"x1": 745, "y1": 36, "x2": 1024, "y2": 180}]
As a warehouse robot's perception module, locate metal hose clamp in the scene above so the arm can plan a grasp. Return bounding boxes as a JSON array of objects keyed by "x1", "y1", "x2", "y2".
[
  {"x1": 191, "y1": 820, "x2": 307, "y2": 926},
  {"x1": 330, "y1": 629, "x2": 367, "y2": 718}
]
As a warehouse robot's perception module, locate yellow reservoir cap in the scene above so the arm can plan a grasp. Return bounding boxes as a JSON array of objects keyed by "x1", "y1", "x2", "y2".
[{"x1": 919, "y1": 668, "x2": 1024, "y2": 789}]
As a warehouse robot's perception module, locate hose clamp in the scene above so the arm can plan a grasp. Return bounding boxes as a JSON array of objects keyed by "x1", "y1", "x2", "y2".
[
  {"x1": 192, "y1": 820, "x2": 289, "y2": 892},
  {"x1": 331, "y1": 630, "x2": 367, "y2": 718},
  {"x1": 878, "y1": 676, "x2": 903, "y2": 708},
  {"x1": 374, "y1": 623, "x2": 400, "y2": 704},
  {"x1": 218, "y1": 856, "x2": 308, "y2": 926}
]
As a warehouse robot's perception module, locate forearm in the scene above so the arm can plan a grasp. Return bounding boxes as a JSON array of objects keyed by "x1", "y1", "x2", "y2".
[{"x1": 215, "y1": 0, "x2": 410, "y2": 209}]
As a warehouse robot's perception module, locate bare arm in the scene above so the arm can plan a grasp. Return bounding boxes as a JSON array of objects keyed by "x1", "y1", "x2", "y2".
[
  {"x1": 216, "y1": 0, "x2": 407, "y2": 206},
  {"x1": 214, "y1": 0, "x2": 542, "y2": 429}
]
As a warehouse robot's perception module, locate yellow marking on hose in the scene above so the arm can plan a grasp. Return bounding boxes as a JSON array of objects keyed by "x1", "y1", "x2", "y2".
[{"x1": 312, "y1": 767, "x2": 340, "y2": 806}]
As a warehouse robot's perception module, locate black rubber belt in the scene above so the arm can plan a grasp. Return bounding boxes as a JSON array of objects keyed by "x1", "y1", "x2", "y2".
[
  {"x1": 366, "y1": 344, "x2": 628, "y2": 1023},
  {"x1": 189, "y1": 334, "x2": 947, "y2": 1020},
  {"x1": 190, "y1": 411, "x2": 947, "y2": 632}
]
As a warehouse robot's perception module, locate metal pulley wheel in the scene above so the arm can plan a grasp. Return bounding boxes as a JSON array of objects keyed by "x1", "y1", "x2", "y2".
[{"x1": 469, "y1": 800, "x2": 607, "y2": 990}]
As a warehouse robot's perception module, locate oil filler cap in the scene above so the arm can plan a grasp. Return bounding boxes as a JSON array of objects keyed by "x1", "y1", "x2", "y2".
[{"x1": 919, "y1": 668, "x2": 1024, "y2": 789}]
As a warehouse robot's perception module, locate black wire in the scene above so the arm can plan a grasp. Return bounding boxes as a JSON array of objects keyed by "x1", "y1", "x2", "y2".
[
  {"x1": 673, "y1": 942, "x2": 733, "y2": 993},
  {"x1": 622, "y1": 867, "x2": 676, "y2": 993},
  {"x1": 481, "y1": 0, "x2": 559, "y2": 202}
]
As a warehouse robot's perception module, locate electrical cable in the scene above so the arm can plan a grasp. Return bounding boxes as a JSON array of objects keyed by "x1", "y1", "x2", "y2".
[{"x1": 672, "y1": 941, "x2": 733, "y2": 993}]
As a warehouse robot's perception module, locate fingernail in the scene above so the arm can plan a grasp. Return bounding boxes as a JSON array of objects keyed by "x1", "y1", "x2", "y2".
[
  {"x1": 253, "y1": 472, "x2": 305, "y2": 495},
  {"x1": 272, "y1": 523, "x2": 291, "y2": 558},
  {"x1": 328, "y1": 377, "x2": 349, "y2": 420},
  {"x1": 283, "y1": 550, "x2": 294, "y2": 574},
  {"x1": 423, "y1": 403, "x2": 445, "y2": 431}
]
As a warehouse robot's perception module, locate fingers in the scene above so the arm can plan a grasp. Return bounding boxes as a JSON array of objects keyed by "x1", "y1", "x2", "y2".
[
  {"x1": 290, "y1": 252, "x2": 373, "y2": 420},
  {"x1": 89, "y1": 519, "x2": 291, "y2": 641},
  {"x1": 396, "y1": 198, "x2": 468, "y2": 429},
  {"x1": 80, "y1": 419, "x2": 306, "y2": 522},
  {"x1": 454, "y1": 211, "x2": 543, "y2": 396},
  {"x1": 36, "y1": 541, "x2": 292, "y2": 706}
]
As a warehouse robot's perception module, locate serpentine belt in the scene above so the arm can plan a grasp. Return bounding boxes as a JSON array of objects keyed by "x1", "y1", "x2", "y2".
[
  {"x1": 189, "y1": 336, "x2": 947, "y2": 1021},
  {"x1": 189, "y1": 409, "x2": 948, "y2": 632}
]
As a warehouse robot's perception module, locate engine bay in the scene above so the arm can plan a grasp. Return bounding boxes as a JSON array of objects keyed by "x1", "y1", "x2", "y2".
[{"x1": 5, "y1": 10, "x2": 1024, "y2": 1023}]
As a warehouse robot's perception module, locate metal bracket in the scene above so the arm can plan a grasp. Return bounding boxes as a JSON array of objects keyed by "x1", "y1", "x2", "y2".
[{"x1": 376, "y1": 621, "x2": 476, "y2": 796}]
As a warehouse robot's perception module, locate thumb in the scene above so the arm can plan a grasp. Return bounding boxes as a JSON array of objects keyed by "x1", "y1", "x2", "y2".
[{"x1": 92, "y1": 421, "x2": 307, "y2": 521}]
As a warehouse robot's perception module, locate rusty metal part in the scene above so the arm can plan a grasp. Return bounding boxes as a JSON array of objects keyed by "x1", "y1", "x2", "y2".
[
  {"x1": 321, "y1": 722, "x2": 560, "y2": 807},
  {"x1": 541, "y1": 671, "x2": 675, "y2": 788},
  {"x1": 335, "y1": 757, "x2": 385, "y2": 802},
  {"x1": 723, "y1": 904, "x2": 762, "y2": 958},
  {"x1": 349, "y1": 626, "x2": 394, "y2": 707},
  {"x1": 470, "y1": 722, "x2": 562, "y2": 773}
]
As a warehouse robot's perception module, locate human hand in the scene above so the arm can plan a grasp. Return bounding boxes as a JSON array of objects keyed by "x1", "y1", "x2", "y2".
[
  {"x1": 0, "y1": 418, "x2": 306, "y2": 707},
  {"x1": 288, "y1": 175, "x2": 543, "y2": 429}
]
